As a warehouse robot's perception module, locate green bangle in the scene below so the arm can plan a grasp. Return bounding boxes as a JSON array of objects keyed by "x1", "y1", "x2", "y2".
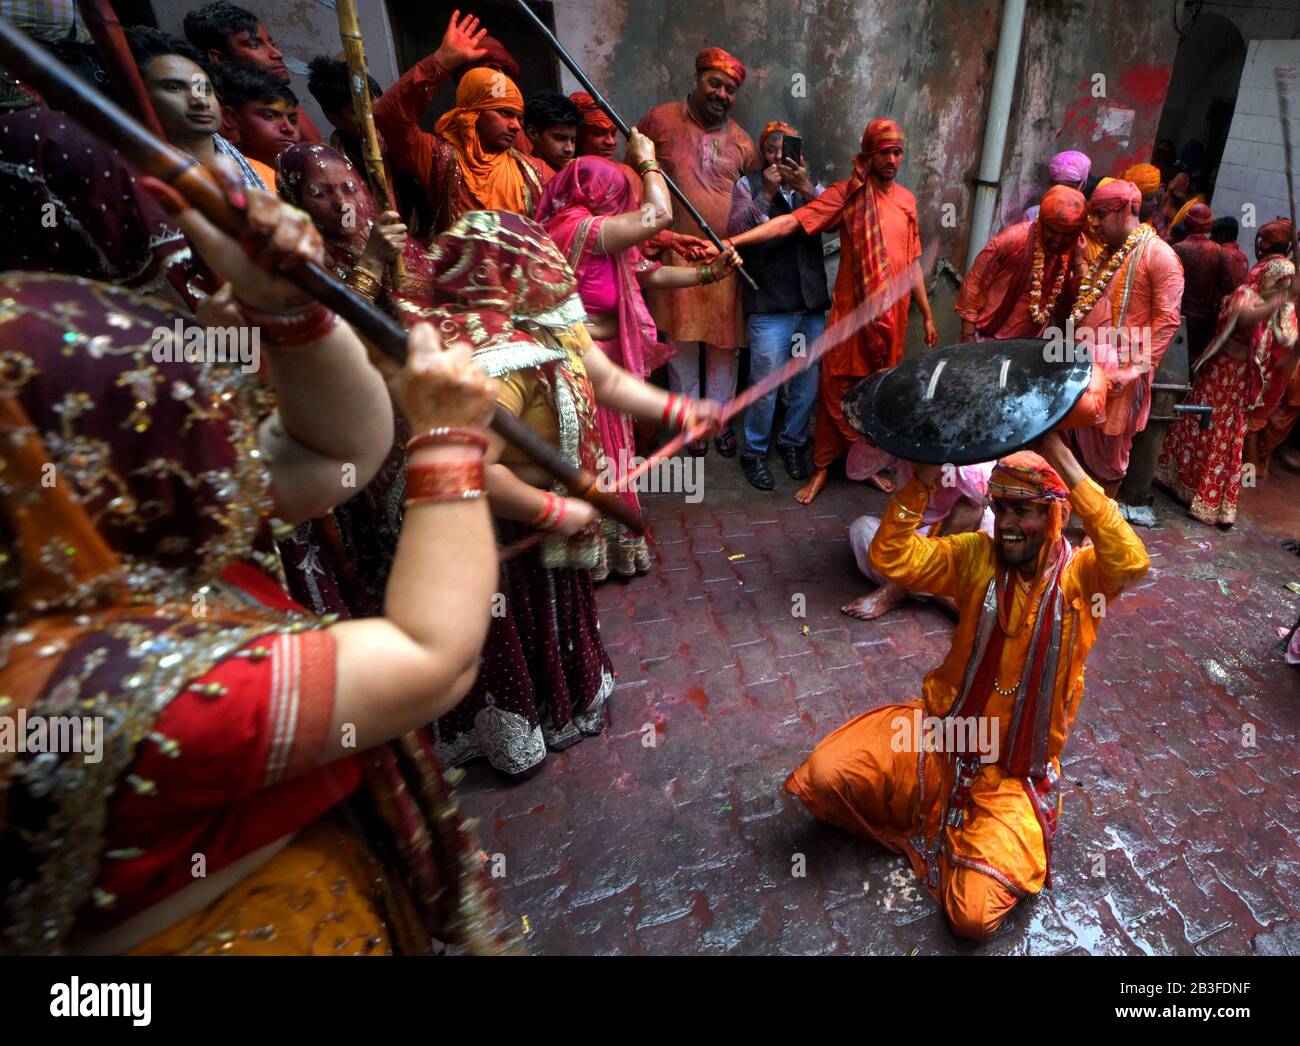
[
  {"x1": 698, "y1": 263, "x2": 713, "y2": 285},
  {"x1": 637, "y1": 159, "x2": 662, "y2": 176}
]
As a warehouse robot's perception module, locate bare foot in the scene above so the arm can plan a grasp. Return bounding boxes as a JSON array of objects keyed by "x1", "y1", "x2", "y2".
[
  {"x1": 842, "y1": 584, "x2": 906, "y2": 620},
  {"x1": 794, "y1": 467, "x2": 828, "y2": 505},
  {"x1": 865, "y1": 472, "x2": 895, "y2": 493},
  {"x1": 1275, "y1": 446, "x2": 1300, "y2": 472}
]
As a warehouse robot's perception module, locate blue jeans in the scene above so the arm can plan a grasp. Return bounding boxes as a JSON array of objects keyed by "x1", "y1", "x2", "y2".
[{"x1": 742, "y1": 311, "x2": 825, "y2": 456}]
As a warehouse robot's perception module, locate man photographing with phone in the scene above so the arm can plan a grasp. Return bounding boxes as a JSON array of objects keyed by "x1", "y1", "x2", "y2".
[{"x1": 726, "y1": 120, "x2": 830, "y2": 489}]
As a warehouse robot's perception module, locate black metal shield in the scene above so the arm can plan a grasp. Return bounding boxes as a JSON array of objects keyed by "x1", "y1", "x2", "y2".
[{"x1": 841, "y1": 339, "x2": 1092, "y2": 465}]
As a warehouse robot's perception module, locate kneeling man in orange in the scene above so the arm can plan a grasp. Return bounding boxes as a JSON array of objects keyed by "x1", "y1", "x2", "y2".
[{"x1": 785, "y1": 430, "x2": 1149, "y2": 939}]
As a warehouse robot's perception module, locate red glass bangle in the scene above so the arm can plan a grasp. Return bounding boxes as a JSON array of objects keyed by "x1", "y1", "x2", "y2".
[
  {"x1": 404, "y1": 459, "x2": 486, "y2": 504},
  {"x1": 235, "y1": 298, "x2": 340, "y2": 348},
  {"x1": 406, "y1": 427, "x2": 490, "y2": 456}
]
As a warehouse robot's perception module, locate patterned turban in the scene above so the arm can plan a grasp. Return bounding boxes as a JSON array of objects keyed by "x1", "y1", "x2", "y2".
[
  {"x1": 1122, "y1": 163, "x2": 1161, "y2": 198},
  {"x1": 990, "y1": 451, "x2": 1070, "y2": 545},
  {"x1": 759, "y1": 120, "x2": 796, "y2": 152},
  {"x1": 1038, "y1": 185, "x2": 1087, "y2": 234},
  {"x1": 570, "y1": 91, "x2": 614, "y2": 131},
  {"x1": 989, "y1": 452, "x2": 1069, "y2": 503},
  {"x1": 1089, "y1": 178, "x2": 1142, "y2": 216},
  {"x1": 1183, "y1": 203, "x2": 1213, "y2": 234},
  {"x1": 860, "y1": 117, "x2": 904, "y2": 156},
  {"x1": 695, "y1": 47, "x2": 746, "y2": 86},
  {"x1": 1047, "y1": 150, "x2": 1091, "y2": 187},
  {"x1": 1257, "y1": 218, "x2": 1294, "y2": 251}
]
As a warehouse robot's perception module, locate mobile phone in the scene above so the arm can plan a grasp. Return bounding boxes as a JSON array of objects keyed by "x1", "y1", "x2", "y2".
[{"x1": 781, "y1": 135, "x2": 803, "y2": 167}]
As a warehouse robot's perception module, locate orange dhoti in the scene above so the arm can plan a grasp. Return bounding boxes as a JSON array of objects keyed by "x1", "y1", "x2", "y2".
[{"x1": 785, "y1": 701, "x2": 1050, "y2": 939}]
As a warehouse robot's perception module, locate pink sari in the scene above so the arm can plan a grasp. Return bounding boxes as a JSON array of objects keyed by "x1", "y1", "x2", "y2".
[{"x1": 537, "y1": 157, "x2": 667, "y2": 575}]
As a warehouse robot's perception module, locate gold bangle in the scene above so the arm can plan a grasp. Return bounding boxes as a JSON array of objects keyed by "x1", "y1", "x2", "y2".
[{"x1": 347, "y1": 268, "x2": 382, "y2": 301}]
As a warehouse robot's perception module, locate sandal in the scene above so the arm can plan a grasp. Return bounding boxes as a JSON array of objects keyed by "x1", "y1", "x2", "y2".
[
  {"x1": 714, "y1": 428, "x2": 738, "y2": 458},
  {"x1": 687, "y1": 438, "x2": 708, "y2": 456}
]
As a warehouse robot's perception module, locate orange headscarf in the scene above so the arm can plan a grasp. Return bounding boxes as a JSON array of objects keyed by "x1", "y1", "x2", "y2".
[
  {"x1": 1122, "y1": 163, "x2": 1161, "y2": 198},
  {"x1": 695, "y1": 47, "x2": 746, "y2": 85},
  {"x1": 435, "y1": 67, "x2": 530, "y2": 213},
  {"x1": 862, "y1": 117, "x2": 904, "y2": 155},
  {"x1": 1038, "y1": 185, "x2": 1087, "y2": 234},
  {"x1": 759, "y1": 120, "x2": 796, "y2": 152},
  {"x1": 571, "y1": 91, "x2": 615, "y2": 131}
]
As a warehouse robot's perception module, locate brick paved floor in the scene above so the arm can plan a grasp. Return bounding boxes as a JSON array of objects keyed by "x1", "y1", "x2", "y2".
[{"x1": 458, "y1": 455, "x2": 1300, "y2": 955}]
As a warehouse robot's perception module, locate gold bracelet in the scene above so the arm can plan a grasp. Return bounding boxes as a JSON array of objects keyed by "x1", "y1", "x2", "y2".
[{"x1": 347, "y1": 268, "x2": 383, "y2": 301}]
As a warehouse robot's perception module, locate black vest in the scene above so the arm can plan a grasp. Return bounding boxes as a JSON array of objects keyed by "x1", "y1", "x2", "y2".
[{"x1": 737, "y1": 171, "x2": 832, "y2": 315}]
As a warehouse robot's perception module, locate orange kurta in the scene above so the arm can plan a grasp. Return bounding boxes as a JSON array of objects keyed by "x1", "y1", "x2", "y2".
[
  {"x1": 793, "y1": 177, "x2": 920, "y2": 467},
  {"x1": 786, "y1": 475, "x2": 1149, "y2": 937},
  {"x1": 634, "y1": 100, "x2": 760, "y2": 349}
]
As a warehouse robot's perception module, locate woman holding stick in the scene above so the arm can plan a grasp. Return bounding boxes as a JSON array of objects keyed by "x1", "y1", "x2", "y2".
[
  {"x1": 0, "y1": 175, "x2": 515, "y2": 954},
  {"x1": 536, "y1": 139, "x2": 741, "y2": 579}
]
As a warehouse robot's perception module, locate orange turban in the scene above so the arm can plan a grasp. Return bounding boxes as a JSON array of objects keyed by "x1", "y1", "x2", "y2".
[
  {"x1": 1038, "y1": 185, "x2": 1087, "y2": 234},
  {"x1": 435, "y1": 67, "x2": 530, "y2": 213},
  {"x1": 695, "y1": 47, "x2": 746, "y2": 85},
  {"x1": 570, "y1": 91, "x2": 614, "y2": 131},
  {"x1": 1122, "y1": 163, "x2": 1161, "y2": 198},
  {"x1": 759, "y1": 120, "x2": 796, "y2": 152},
  {"x1": 990, "y1": 451, "x2": 1069, "y2": 545},
  {"x1": 1089, "y1": 178, "x2": 1141, "y2": 216},
  {"x1": 1258, "y1": 219, "x2": 1295, "y2": 251},
  {"x1": 860, "y1": 117, "x2": 904, "y2": 156}
]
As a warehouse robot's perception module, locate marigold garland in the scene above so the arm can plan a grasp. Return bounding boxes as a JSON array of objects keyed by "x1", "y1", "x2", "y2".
[
  {"x1": 1070, "y1": 224, "x2": 1150, "y2": 325},
  {"x1": 1027, "y1": 226, "x2": 1070, "y2": 327}
]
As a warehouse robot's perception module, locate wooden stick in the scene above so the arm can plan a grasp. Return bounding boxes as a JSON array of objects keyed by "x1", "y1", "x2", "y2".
[
  {"x1": 615, "y1": 247, "x2": 936, "y2": 493},
  {"x1": 336, "y1": 0, "x2": 404, "y2": 279},
  {"x1": 509, "y1": 0, "x2": 758, "y2": 292},
  {"x1": 1276, "y1": 66, "x2": 1299, "y2": 258},
  {"x1": 0, "y1": 15, "x2": 642, "y2": 535},
  {"x1": 74, "y1": 0, "x2": 166, "y2": 140}
]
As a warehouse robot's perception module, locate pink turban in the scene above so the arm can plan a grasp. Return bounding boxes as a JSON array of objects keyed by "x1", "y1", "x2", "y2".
[
  {"x1": 1089, "y1": 179, "x2": 1142, "y2": 216},
  {"x1": 1047, "y1": 150, "x2": 1091, "y2": 187}
]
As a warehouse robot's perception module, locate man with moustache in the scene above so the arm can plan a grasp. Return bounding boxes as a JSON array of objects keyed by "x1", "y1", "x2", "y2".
[
  {"x1": 785, "y1": 431, "x2": 1149, "y2": 939},
  {"x1": 634, "y1": 48, "x2": 761, "y2": 456}
]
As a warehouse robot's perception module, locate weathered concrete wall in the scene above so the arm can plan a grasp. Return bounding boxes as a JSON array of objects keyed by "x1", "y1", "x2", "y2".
[
  {"x1": 999, "y1": 0, "x2": 1180, "y2": 231},
  {"x1": 149, "y1": 0, "x2": 398, "y2": 138},
  {"x1": 549, "y1": 0, "x2": 1180, "y2": 268}
]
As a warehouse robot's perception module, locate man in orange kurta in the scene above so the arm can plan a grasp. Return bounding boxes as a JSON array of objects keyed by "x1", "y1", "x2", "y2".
[
  {"x1": 955, "y1": 185, "x2": 1088, "y2": 341},
  {"x1": 1062, "y1": 179, "x2": 1184, "y2": 497},
  {"x1": 634, "y1": 48, "x2": 761, "y2": 454},
  {"x1": 786, "y1": 433, "x2": 1149, "y2": 939},
  {"x1": 723, "y1": 119, "x2": 938, "y2": 501},
  {"x1": 372, "y1": 12, "x2": 548, "y2": 233}
]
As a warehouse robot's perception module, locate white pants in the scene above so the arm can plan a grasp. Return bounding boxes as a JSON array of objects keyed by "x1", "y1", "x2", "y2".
[
  {"x1": 666, "y1": 340, "x2": 739, "y2": 405},
  {"x1": 849, "y1": 507, "x2": 994, "y2": 590}
]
